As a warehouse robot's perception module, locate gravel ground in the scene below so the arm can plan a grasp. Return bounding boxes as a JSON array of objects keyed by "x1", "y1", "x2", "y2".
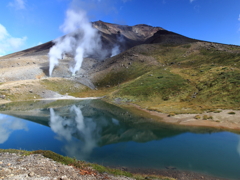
[{"x1": 0, "y1": 152, "x2": 134, "y2": 180}]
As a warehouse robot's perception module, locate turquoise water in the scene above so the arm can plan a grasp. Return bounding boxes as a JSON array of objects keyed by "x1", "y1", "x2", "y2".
[{"x1": 0, "y1": 100, "x2": 240, "y2": 179}]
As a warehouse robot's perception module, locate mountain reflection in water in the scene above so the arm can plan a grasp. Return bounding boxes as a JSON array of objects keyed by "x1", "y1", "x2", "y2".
[
  {"x1": 0, "y1": 99, "x2": 196, "y2": 159},
  {"x1": 1, "y1": 100, "x2": 240, "y2": 179},
  {"x1": 49, "y1": 105, "x2": 111, "y2": 159}
]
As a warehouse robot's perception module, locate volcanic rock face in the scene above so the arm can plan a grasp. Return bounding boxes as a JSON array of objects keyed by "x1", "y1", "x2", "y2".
[
  {"x1": 145, "y1": 30, "x2": 197, "y2": 44},
  {"x1": 92, "y1": 20, "x2": 164, "y2": 43},
  {"x1": 91, "y1": 21, "x2": 165, "y2": 55}
]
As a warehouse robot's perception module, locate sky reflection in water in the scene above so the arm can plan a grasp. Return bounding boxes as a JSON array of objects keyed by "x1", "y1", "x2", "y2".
[
  {"x1": 0, "y1": 114, "x2": 28, "y2": 144},
  {"x1": 0, "y1": 100, "x2": 240, "y2": 179}
]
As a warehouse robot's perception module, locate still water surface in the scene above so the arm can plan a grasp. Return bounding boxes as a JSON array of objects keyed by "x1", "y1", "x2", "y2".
[{"x1": 0, "y1": 100, "x2": 240, "y2": 179}]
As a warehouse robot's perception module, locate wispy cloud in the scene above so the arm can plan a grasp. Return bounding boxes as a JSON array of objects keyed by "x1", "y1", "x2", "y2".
[
  {"x1": 190, "y1": 0, "x2": 195, "y2": 3},
  {"x1": 8, "y1": 0, "x2": 26, "y2": 10},
  {"x1": 0, "y1": 24, "x2": 27, "y2": 56}
]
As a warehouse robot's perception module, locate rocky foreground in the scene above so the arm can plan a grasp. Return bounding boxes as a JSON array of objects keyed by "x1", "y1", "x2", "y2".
[{"x1": 0, "y1": 152, "x2": 134, "y2": 180}]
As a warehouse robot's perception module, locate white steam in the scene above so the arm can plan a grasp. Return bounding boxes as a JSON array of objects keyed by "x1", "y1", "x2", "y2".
[
  {"x1": 111, "y1": 33, "x2": 125, "y2": 57},
  {"x1": 111, "y1": 45, "x2": 120, "y2": 57},
  {"x1": 48, "y1": 9, "x2": 103, "y2": 76}
]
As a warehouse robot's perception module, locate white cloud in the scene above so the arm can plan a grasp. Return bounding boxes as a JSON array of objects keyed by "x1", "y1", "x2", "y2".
[
  {"x1": 238, "y1": 14, "x2": 240, "y2": 21},
  {"x1": 0, "y1": 24, "x2": 27, "y2": 56},
  {"x1": 190, "y1": 0, "x2": 195, "y2": 3},
  {"x1": 8, "y1": 0, "x2": 26, "y2": 10},
  {"x1": 0, "y1": 114, "x2": 28, "y2": 144}
]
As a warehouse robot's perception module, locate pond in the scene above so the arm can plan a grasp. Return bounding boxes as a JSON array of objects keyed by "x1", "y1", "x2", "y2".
[{"x1": 0, "y1": 100, "x2": 240, "y2": 179}]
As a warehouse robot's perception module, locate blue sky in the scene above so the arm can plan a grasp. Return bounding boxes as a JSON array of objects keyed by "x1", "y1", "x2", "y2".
[{"x1": 0, "y1": 0, "x2": 240, "y2": 56}]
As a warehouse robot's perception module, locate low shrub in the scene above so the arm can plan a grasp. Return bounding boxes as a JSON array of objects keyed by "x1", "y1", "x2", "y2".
[{"x1": 194, "y1": 115, "x2": 201, "y2": 119}]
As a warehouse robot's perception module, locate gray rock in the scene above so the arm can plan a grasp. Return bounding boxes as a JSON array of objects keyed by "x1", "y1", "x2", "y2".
[{"x1": 28, "y1": 172, "x2": 35, "y2": 177}]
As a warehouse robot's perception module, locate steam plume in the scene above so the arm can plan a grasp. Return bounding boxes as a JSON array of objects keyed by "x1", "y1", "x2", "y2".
[
  {"x1": 48, "y1": 9, "x2": 103, "y2": 76},
  {"x1": 111, "y1": 33, "x2": 125, "y2": 57}
]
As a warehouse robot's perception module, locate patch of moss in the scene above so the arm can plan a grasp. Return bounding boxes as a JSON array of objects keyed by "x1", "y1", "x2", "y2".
[
  {"x1": 32, "y1": 150, "x2": 78, "y2": 166},
  {"x1": 40, "y1": 78, "x2": 85, "y2": 95},
  {"x1": 96, "y1": 61, "x2": 154, "y2": 88},
  {"x1": 116, "y1": 70, "x2": 191, "y2": 102},
  {"x1": 202, "y1": 115, "x2": 213, "y2": 120},
  {"x1": 194, "y1": 115, "x2": 201, "y2": 119},
  {"x1": 0, "y1": 149, "x2": 31, "y2": 156},
  {"x1": 168, "y1": 112, "x2": 176, "y2": 117},
  {"x1": 90, "y1": 163, "x2": 133, "y2": 177}
]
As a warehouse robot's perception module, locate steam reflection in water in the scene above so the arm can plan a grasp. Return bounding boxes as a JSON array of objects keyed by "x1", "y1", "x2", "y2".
[
  {"x1": 1, "y1": 99, "x2": 240, "y2": 179},
  {"x1": 0, "y1": 114, "x2": 28, "y2": 144},
  {"x1": 49, "y1": 105, "x2": 119, "y2": 160}
]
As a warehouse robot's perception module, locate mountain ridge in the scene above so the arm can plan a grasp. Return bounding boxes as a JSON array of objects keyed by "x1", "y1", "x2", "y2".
[{"x1": 0, "y1": 20, "x2": 192, "y2": 59}]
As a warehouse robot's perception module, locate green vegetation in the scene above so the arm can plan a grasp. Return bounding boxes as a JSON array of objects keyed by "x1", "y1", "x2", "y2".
[
  {"x1": 93, "y1": 42, "x2": 240, "y2": 114},
  {"x1": 228, "y1": 111, "x2": 236, "y2": 115},
  {"x1": 203, "y1": 115, "x2": 213, "y2": 120},
  {"x1": 0, "y1": 149, "x2": 31, "y2": 155},
  {"x1": 168, "y1": 112, "x2": 176, "y2": 117},
  {"x1": 194, "y1": 115, "x2": 201, "y2": 119},
  {"x1": 116, "y1": 70, "x2": 190, "y2": 102},
  {"x1": 32, "y1": 150, "x2": 78, "y2": 166},
  {"x1": 96, "y1": 60, "x2": 155, "y2": 88},
  {"x1": 40, "y1": 79, "x2": 85, "y2": 95}
]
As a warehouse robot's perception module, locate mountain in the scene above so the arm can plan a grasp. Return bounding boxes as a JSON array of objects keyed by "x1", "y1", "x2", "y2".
[
  {"x1": 0, "y1": 21, "x2": 240, "y2": 114},
  {"x1": 0, "y1": 21, "x2": 192, "y2": 59}
]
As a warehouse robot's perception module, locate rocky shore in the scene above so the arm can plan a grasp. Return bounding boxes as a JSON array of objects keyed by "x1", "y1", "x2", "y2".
[{"x1": 0, "y1": 152, "x2": 134, "y2": 180}]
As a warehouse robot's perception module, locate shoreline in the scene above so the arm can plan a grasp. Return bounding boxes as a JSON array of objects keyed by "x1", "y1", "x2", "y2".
[
  {"x1": 35, "y1": 96, "x2": 102, "y2": 101},
  {"x1": 123, "y1": 166, "x2": 228, "y2": 180},
  {"x1": 0, "y1": 96, "x2": 102, "y2": 104},
  {"x1": 129, "y1": 103, "x2": 240, "y2": 131},
  {"x1": 1, "y1": 96, "x2": 240, "y2": 131},
  {"x1": 0, "y1": 98, "x2": 239, "y2": 179}
]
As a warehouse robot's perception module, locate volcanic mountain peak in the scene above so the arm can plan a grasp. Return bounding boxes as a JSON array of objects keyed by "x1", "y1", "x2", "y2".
[
  {"x1": 0, "y1": 21, "x2": 165, "y2": 59},
  {"x1": 92, "y1": 20, "x2": 164, "y2": 41}
]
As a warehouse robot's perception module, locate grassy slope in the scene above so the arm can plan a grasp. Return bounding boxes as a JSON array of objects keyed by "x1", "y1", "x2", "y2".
[{"x1": 79, "y1": 42, "x2": 240, "y2": 114}]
